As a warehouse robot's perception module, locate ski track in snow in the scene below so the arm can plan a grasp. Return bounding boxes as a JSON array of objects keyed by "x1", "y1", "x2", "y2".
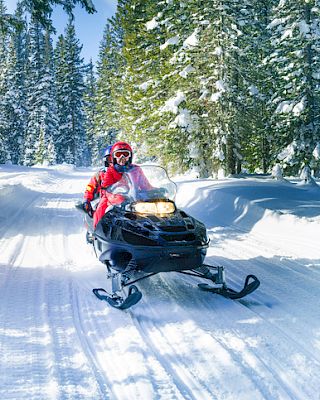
[{"x1": 0, "y1": 165, "x2": 320, "y2": 399}]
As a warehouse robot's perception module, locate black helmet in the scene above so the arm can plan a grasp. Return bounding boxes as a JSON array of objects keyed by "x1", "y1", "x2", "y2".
[{"x1": 103, "y1": 145, "x2": 113, "y2": 167}]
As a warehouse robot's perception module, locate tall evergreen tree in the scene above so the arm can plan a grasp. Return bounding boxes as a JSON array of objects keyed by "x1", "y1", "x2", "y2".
[
  {"x1": 93, "y1": 21, "x2": 122, "y2": 160},
  {"x1": 2, "y1": 21, "x2": 27, "y2": 164},
  {"x1": 0, "y1": 0, "x2": 10, "y2": 162},
  {"x1": 24, "y1": 16, "x2": 58, "y2": 165},
  {"x1": 55, "y1": 21, "x2": 87, "y2": 166},
  {"x1": 240, "y1": 0, "x2": 277, "y2": 173},
  {"x1": 269, "y1": 0, "x2": 320, "y2": 175},
  {"x1": 83, "y1": 59, "x2": 96, "y2": 166}
]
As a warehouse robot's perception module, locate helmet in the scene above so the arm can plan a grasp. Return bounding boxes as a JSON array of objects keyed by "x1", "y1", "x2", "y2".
[
  {"x1": 111, "y1": 141, "x2": 133, "y2": 172},
  {"x1": 103, "y1": 145, "x2": 113, "y2": 167}
]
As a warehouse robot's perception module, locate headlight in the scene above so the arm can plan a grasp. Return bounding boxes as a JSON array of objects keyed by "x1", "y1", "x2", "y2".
[{"x1": 132, "y1": 201, "x2": 175, "y2": 215}]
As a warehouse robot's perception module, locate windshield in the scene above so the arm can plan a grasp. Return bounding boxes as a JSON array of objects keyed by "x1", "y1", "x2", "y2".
[{"x1": 107, "y1": 165, "x2": 177, "y2": 203}]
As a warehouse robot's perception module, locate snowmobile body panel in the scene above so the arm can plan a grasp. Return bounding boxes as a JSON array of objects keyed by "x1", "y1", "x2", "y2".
[{"x1": 93, "y1": 207, "x2": 208, "y2": 273}]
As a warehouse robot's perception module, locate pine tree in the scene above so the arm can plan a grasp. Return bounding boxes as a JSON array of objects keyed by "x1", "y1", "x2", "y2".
[
  {"x1": 0, "y1": 0, "x2": 10, "y2": 163},
  {"x1": 2, "y1": 32, "x2": 27, "y2": 164},
  {"x1": 83, "y1": 59, "x2": 96, "y2": 166},
  {"x1": 24, "y1": 16, "x2": 58, "y2": 165},
  {"x1": 135, "y1": 0, "x2": 196, "y2": 170},
  {"x1": 0, "y1": 2, "x2": 28, "y2": 164},
  {"x1": 93, "y1": 21, "x2": 122, "y2": 159},
  {"x1": 269, "y1": 0, "x2": 320, "y2": 175},
  {"x1": 115, "y1": 0, "x2": 162, "y2": 154},
  {"x1": 41, "y1": 29, "x2": 59, "y2": 164},
  {"x1": 114, "y1": 0, "x2": 198, "y2": 171},
  {"x1": 55, "y1": 21, "x2": 87, "y2": 166},
  {"x1": 54, "y1": 34, "x2": 69, "y2": 163}
]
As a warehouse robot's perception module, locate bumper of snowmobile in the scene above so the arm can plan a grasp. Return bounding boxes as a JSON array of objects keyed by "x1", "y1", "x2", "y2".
[{"x1": 95, "y1": 235, "x2": 208, "y2": 273}]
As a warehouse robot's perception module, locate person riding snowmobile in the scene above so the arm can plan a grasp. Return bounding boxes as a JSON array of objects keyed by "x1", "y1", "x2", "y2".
[
  {"x1": 93, "y1": 141, "x2": 153, "y2": 228},
  {"x1": 82, "y1": 145, "x2": 113, "y2": 215}
]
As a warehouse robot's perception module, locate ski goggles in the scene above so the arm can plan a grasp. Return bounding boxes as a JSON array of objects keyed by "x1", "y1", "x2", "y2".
[{"x1": 113, "y1": 150, "x2": 131, "y2": 158}]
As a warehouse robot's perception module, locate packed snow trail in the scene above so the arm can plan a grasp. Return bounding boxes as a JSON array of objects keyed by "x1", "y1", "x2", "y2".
[{"x1": 0, "y1": 164, "x2": 320, "y2": 400}]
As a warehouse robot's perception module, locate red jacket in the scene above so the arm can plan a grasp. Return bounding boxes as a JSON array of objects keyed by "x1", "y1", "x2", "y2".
[
  {"x1": 93, "y1": 164, "x2": 152, "y2": 227},
  {"x1": 84, "y1": 168, "x2": 107, "y2": 202},
  {"x1": 100, "y1": 164, "x2": 153, "y2": 204}
]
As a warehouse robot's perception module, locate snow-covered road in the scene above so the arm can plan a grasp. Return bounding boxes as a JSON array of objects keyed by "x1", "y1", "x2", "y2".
[{"x1": 0, "y1": 164, "x2": 319, "y2": 400}]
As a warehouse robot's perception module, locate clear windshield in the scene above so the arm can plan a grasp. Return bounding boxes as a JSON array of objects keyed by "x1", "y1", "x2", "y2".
[{"x1": 107, "y1": 165, "x2": 177, "y2": 203}]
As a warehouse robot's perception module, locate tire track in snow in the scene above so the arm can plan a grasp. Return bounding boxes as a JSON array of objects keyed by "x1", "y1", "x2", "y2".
[
  {"x1": 201, "y1": 227, "x2": 320, "y2": 397},
  {"x1": 72, "y1": 277, "x2": 190, "y2": 400},
  {"x1": 70, "y1": 280, "x2": 113, "y2": 399},
  {"x1": 210, "y1": 248, "x2": 320, "y2": 349},
  {"x1": 155, "y1": 272, "x2": 317, "y2": 400},
  {"x1": 0, "y1": 170, "x2": 104, "y2": 398},
  {"x1": 128, "y1": 302, "x2": 203, "y2": 400},
  {"x1": 206, "y1": 233, "x2": 320, "y2": 360},
  {"x1": 217, "y1": 298, "x2": 320, "y2": 400},
  {"x1": 129, "y1": 276, "x2": 269, "y2": 400},
  {"x1": 43, "y1": 274, "x2": 103, "y2": 399},
  {"x1": 153, "y1": 274, "x2": 271, "y2": 399},
  {"x1": 207, "y1": 227, "x2": 320, "y2": 330},
  {"x1": 0, "y1": 256, "x2": 63, "y2": 399}
]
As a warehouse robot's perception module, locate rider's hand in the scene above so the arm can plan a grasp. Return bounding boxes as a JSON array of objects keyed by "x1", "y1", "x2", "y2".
[{"x1": 83, "y1": 200, "x2": 93, "y2": 214}]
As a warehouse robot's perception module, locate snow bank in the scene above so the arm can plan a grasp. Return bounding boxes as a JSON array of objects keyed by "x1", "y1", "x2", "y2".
[{"x1": 176, "y1": 177, "x2": 320, "y2": 259}]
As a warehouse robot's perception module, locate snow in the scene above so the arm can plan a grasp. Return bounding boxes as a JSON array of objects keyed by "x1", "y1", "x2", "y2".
[
  {"x1": 248, "y1": 85, "x2": 259, "y2": 96},
  {"x1": 183, "y1": 29, "x2": 199, "y2": 48},
  {"x1": 292, "y1": 98, "x2": 305, "y2": 116},
  {"x1": 170, "y1": 109, "x2": 193, "y2": 132},
  {"x1": 179, "y1": 65, "x2": 195, "y2": 78},
  {"x1": 277, "y1": 142, "x2": 296, "y2": 164},
  {"x1": 275, "y1": 100, "x2": 294, "y2": 114},
  {"x1": 210, "y1": 91, "x2": 223, "y2": 102},
  {"x1": 313, "y1": 143, "x2": 320, "y2": 160},
  {"x1": 161, "y1": 91, "x2": 186, "y2": 114},
  {"x1": 280, "y1": 28, "x2": 293, "y2": 41},
  {"x1": 213, "y1": 46, "x2": 223, "y2": 56},
  {"x1": 298, "y1": 20, "x2": 310, "y2": 36},
  {"x1": 138, "y1": 80, "x2": 153, "y2": 91},
  {"x1": 271, "y1": 163, "x2": 284, "y2": 180},
  {"x1": 146, "y1": 17, "x2": 158, "y2": 31},
  {"x1": 0, "y1": 164, "x2": 320, "y2": 399},
  {"x1": 160, "y1": 36, "x2": 179, "y2": 51},
  {"x1": 215, "y1": 80, "x2": 227, "y2": 92}
]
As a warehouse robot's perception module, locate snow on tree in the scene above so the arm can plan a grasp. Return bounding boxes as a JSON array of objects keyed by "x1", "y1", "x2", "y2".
[
  {"x1": 271, "y1": 163, "x2": 285, "y2": 180},
  {"x1": 83, "y1": 60, "x2": 96, "y2": 166},
  {"x1": 300, "y1": 164, "x2": 313, "y2": 184},
  {"x1": 0, "y1": 0, "x2": 11, "y2": 163},
  {"x1": 268, "y1": 0, "x2": 320, "y2": 176},
  {"x1": 23, "y1": 16, "x2": 58, "y2": 166},
  {"x1": 116, "y1": 0, "x2": 171, "y2": 163}
]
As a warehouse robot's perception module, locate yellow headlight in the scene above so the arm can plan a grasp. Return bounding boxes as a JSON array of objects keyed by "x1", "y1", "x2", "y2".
[
  {"x1": 155, "y1": 202, "x2": 175, "y2": 214},
  {"x1": 133, "y1": 201, "x2": 175, "y2": 215}
]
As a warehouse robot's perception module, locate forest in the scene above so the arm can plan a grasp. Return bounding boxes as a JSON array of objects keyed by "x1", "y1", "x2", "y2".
[{"x1": 1, "y1": 0, "x2": 320, "y2": 177}]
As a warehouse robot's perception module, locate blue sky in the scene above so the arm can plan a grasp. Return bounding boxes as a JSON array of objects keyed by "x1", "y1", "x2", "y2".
[{"x1": 5, "y1": 0, "x2": 117, "y2": 64}]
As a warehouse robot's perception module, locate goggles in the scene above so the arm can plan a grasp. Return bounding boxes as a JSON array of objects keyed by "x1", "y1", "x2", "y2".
[{"x1": 113, "y1": 150, "x2": 131, "y2": 158}]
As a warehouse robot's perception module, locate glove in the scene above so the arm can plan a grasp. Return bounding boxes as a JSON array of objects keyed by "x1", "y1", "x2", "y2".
[{"x1": 82, "y1": 200, "x2": 93, "y2": 215}]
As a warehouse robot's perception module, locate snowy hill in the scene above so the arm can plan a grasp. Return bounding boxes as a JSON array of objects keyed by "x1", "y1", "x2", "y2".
[{"x1": 0, "y1": 164, "x2": 320, "y2": 399}]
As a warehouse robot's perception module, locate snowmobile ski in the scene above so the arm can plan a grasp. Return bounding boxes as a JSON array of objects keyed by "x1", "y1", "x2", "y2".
[
  {"x1": 198, "y1": 274, "x2": 260, "y2": 300},
  {"x1": 92, "y1": 285, "x2": 142, "y2": 310}
]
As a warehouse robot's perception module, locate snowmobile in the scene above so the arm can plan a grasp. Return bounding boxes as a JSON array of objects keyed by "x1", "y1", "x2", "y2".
[{"x1": 77, "y1": 165, "x2": 260, "y2": 310}]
